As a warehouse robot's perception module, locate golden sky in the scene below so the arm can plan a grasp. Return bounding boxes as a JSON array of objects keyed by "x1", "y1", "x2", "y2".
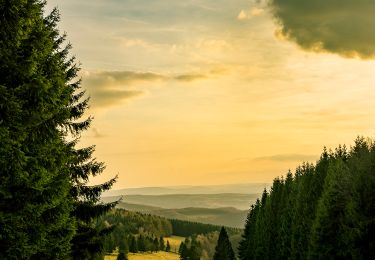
[{"x1": 47, "y1": 0, "x2": 375, "y2": 188}]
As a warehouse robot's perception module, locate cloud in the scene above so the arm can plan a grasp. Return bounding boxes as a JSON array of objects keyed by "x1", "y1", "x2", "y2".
[
  {"x1": 82, "y1": 70, "x2": 210, "y2": 108},
  {"x1": 237, "y1": 7, "x2": 265, "y2": 20},
  {"x1": 174, "y1": 74, "x2": 207, "y2": 82},
  {"x1": 84, "y1": 71, "x2": 166, "y2": 86},
  {"x1": 269, "y1": 0, "x2": 375, "y2": 59},
  {"x1": 92, "y1": 128, "x2": 105, "y2": 138},
  {"x1": 82, "y1": 70, "x2": 164, "y2": 108},
  {"x1": 253, "y1": 153, "x2": 318, "y2": 162}
]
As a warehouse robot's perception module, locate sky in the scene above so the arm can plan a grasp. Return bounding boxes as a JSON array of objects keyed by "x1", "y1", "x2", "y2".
[{"x1": 46, "y1": 0, "x2": 375, "y2": 189}]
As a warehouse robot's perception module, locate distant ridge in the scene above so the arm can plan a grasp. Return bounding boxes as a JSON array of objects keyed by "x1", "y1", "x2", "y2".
[
  {"x1": 103, "y1": 183, "x2": 269, "y2": 196},
  {"x1": 115, "y1": 201, "x2": 248, "y2": 228},
  {"x1": 102, "y1": 193, "x2": 260, "y2": 210}
]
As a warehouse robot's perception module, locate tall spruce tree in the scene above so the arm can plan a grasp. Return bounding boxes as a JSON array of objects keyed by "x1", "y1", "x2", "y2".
[
  {"x1": 0, "y1": 1, "x2": 116, "y2": 259},
  {"x1": 159, "y1": 236, "x2": 165, "y2": 251},
  {"x1": 308, "y1": 159, "x2": 353, "y2": 259},
  {"x1": 0, "y1": 1, "x2": 75, "y2": 258},
  {"x1": 166, "y1": 240, "x2": 171, "y2": 252},
  {"x1": 179, "y1": 242, "x2": 189, "y2": 260},
  {"x1": 238, "y1": 199, "x2": 260, "y2": 260},
  {"x1": 213, "y1": 227, "x2": 235, "y2": 260}
]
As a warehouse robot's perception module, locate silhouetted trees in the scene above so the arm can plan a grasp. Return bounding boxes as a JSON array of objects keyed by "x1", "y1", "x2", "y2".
[
  {"x1": 238, "y1": 137, "x2": 375, "y2": 259},
  {"x1": 166, "y1": 241, "x2": 171, "y2": 252},
  {"x1": 179, "y1": 237, "x2": 201, "y2": 260},
  {"x1": 213, "y1": 227, "x2": 235, "y2": 260}
]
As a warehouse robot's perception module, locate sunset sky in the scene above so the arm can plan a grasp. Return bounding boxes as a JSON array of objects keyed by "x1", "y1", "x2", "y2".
[{"x1": 47, "y1": 0, "x2": 375, "y2": 189}]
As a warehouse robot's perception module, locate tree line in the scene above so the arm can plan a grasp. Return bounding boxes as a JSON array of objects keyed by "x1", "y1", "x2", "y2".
[
  {"x1": 238, "y1": 137, "x2": 375, "y2": 259},
  {"x1": 170, "y1": 218, "x2": 241, "y2": 237},
  {"x1": 98, "y1": 209, "x2": 172, "y2": 254}
]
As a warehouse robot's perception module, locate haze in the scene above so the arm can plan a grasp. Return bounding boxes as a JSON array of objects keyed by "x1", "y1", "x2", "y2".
[{"x1": 46, "y1": 0, "x2": 375, "y2": 189}]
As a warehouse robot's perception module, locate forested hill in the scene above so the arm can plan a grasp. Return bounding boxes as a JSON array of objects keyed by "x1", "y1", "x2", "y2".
[
  {"x1": 98, "y1": 208, "x2": 241, "y2": 255},
  {"x1": 238, "y1": 137, "x2": 375, "y2": 259}
]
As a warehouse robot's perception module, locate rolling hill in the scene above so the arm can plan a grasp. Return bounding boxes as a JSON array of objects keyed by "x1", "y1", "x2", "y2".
[
  {"x1": 102, "y1": 193, "x2": 259, "y2": 210},
  {"x1": 113, "y1": 201, "x2": 248, "y2": 228},
  {"x1": 103, "y1": 183, "x2": 268, "y2": 196}
]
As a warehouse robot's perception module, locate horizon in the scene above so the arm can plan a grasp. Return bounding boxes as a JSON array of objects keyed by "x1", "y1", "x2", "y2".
[
  {"x1": 46, "y1": 0, "x2": 375, "y2": 189},
  {"x1": 108, "y1": 181, "x2": 271, "y2": 190}
]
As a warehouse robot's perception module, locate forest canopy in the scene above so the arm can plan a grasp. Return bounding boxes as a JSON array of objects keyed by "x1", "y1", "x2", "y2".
[{"x1": 238, "y1": 136, "x2": 375, "y2": 259}]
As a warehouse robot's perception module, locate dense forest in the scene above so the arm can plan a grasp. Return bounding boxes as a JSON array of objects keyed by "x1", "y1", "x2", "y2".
[
  {"x1": 238, "y1": 137, "x2": 375, "y2": 259},
  {"x1": 169, "y1": 218, "x2": 240, "y2": 237},
  {"x1": 97, "y1": 208, "x2": 242, "y2": 259}
]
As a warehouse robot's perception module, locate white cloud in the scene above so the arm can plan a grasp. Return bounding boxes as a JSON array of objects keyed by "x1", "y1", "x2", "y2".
[{"x1": 237, "y1": 7, "x2": 264, "y2": 20}]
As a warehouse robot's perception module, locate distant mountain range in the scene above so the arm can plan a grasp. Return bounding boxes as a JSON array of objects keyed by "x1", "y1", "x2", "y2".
[
  {"x1": 102, "y1": 193, "x2": 259, "y2": 210},
  {"x1": 103, "y1": 183, "x2": 269, "y2": 196},
  {"x1": 101, "y1": 183, "x2": 268, "y2": 228},
  {"x1": 114, "y1": 201, "x2": 248, "y2": 228}
]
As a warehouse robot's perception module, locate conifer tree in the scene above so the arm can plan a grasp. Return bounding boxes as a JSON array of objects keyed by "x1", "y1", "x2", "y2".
[
  {"x1": 308, "y1": 159, "x2": 352, "y2": 259},
  {"x1": 119, "y1": 238, "x2": 129, "y2": 254},
  {"x1": 137, "y1": 235, "x2": 146, "y2": 252},
  {"x1": 238, "y1": 199, "x2": 260, "y2": 260},
  {"x1": 159, "y1": 236, "x2": 165, "y2": 251},
  {"x1": 290, "y1": 163, "x2": 316, "y2": 260},
  {"x1": 189, "y1": 237, "x2": 201, "y2": 260},
  {"x1": 129, "y1": 236, "x2": 138, "y2": 253},
  {"x1": 117, "y1": 252, "x2": 128, "y2": 260},
  {"x1": 277, "y1": 171, "x2": 294, "y2": 259},
  {"x1": 0, "y1": 1, "x2": 75, "y2": 258},
  {"x1": 350, "y1": 138, "x2": 375, "y2": 259},
  {"x1": 213, "y1": 227, "x2": 235, "y2": 260},
  {"x1": 179, "y1": 242, "x2": 188, "y2": 260},
  {"x1": 153, "y1": 237, "x2": 160, "y2": 251},
  {"x1": 166, "y1": 240, "x2": 171, "y2": 252},
  {"x1": 0, "y1": 1, "x2": 117, "y2": 259}
]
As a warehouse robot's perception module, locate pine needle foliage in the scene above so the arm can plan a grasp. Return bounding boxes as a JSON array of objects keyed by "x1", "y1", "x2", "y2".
[{"x1": 0, "y1": 1, "x2": 117, "y2": 258}]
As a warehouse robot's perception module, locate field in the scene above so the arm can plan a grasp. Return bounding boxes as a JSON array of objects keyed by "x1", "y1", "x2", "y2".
[
  {"x1": 104, "y1": 236, "x2": 184, "y2": 260},
  {"x1": 105, "y1": 251, "x2": 179, "y2": 260},
  {"x1": 164, "y1": 236, "x2": 185, "y2": 253}
]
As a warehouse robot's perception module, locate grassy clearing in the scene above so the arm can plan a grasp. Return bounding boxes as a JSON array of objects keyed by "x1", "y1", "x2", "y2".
[
  {"x1": 104, "y1": 236, "x2": 184, "y2": 259},
  {"x1": 105, "y1": 251, "x2": 179, "y2": 260},
  {"x1": 164, "y1": 236, "x2": 185, "y2": 253}
]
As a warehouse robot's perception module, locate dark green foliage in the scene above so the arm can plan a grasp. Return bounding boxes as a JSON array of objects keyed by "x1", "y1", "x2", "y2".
[
  {"x1": 117, "y1": 252, "x2": 128, "y2": 260},
  {"x1": 238, "y1": 137, "x2": 375, "y2": 259},
  {"x1": 99, "y1": 209, "x2": 172, "y2": 253},
  {"x1": 188, "y1": 237, "x2": 201, "y2": 260},
  {"x1": 119, "y1": 238, "x2": 129, "y2": 254},
  {"x1": 0, "y1": 1, "x2": 116, "y2": 258},
  {"x1": 153, "y1": 237, "x2": 160, "y2": 251},
  {"x1": 137, "y1": 235, "x2": 146, "y2": 252},
  {"x1": 0, "y1": 1, "x2": 73, "y2": 258},
  {"x1": 129, "y1": 236, "x2": 138, "y2": 253},
  {"x1": 238, "y1": 200, "x2": 260, "y2": 260},
  {"x1": 166, "y1": 240, "x2": 171, "y2": 252},
  {"x1": 159, "y1": 236, "x2": 165, "y2": 251},
  {"x1": 178, "y1": 237, "x2": 202, "y2": 260},
  {"x1": 213, "y1": 227, "x2": 235, "y2": 260},
  {"x1": 170, "y1": 218, "x2": 240, "y2": 237},
  {"x1": 179, "y1": 242, "x2": 188, "y2": 260},
  {"x1": 308, "y1": 159, "x2": 352, "y2": 259}
]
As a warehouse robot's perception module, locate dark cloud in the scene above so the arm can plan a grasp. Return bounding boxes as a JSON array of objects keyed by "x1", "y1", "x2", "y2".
[
  {"x1": 254, "y1": 153, "x2": 318, "y2": 162},
  {"x1": 89, "y1": 88, "x2": 143, "y2": 108},
  {"x1": 82, "y1": 70, "x2": 208, "y2": 108},
  {"x1": 84, "y1": 71, "x2": 166, "y2": 88},
  {"x1": 82, "y1": 70, "x2": 163, "y2": 108},
  {"x1": 174, "y1": 74, "x2": 207, "y2": 82},
  {"x1": 269, "y1": 0, "x2": 375, "y2": 58}
]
